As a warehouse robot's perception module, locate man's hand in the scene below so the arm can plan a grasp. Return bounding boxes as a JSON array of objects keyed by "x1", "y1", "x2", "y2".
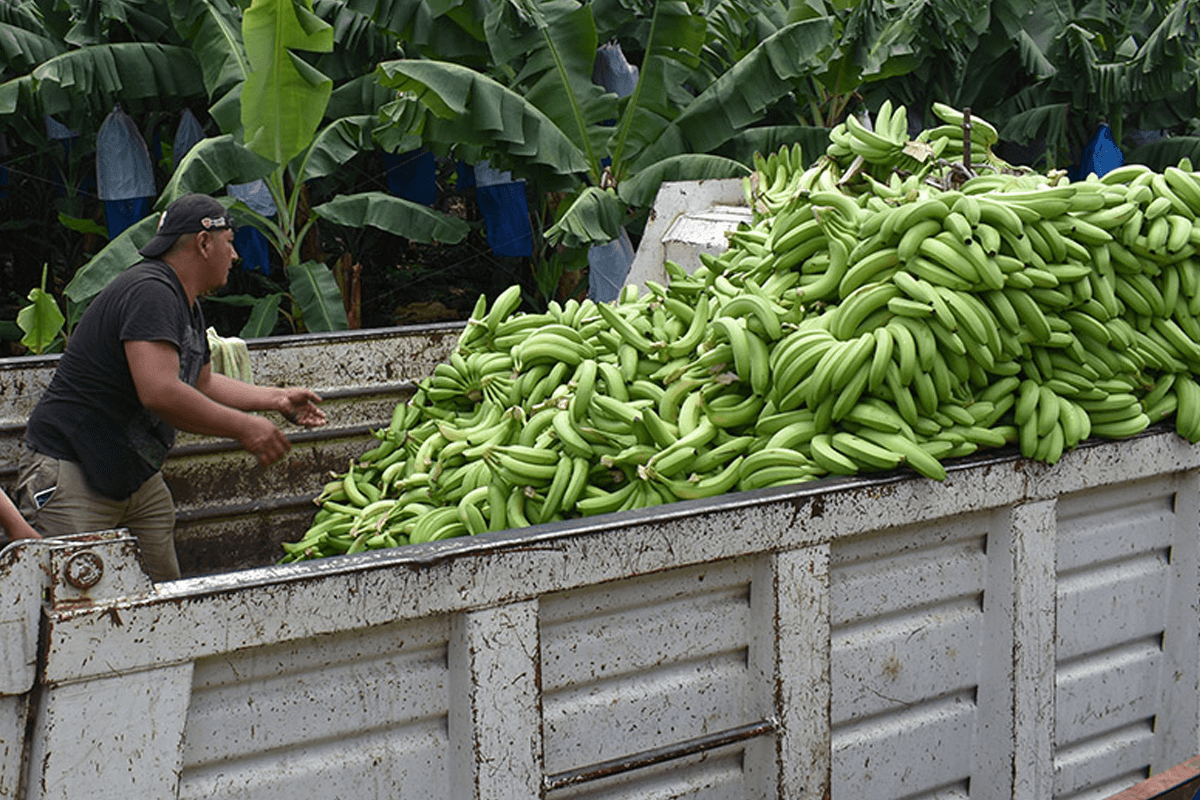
[
  {"x1": 277, "y1": 387, "x2": 327, "y2": 427},
  {"x1": 237, "y1": 414, "x2": 294, "y2": 467}
]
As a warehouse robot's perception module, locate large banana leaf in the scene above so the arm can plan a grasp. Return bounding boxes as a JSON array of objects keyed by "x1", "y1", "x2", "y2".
[
  {"x1": 543, "y1": 186, "x2": 625, "y2": 249},
  {"x1": 298, "y1": 115, "x2": 377, "y2": 182},
  {"x1": 628, "y1": 17, "x2": 835, "y2": 171},
  {"x1": 716, "y1": 125, "x2": 830, "y2": 169},
  {"x1": 373, "y1": 95, "x2": 427, "y2": 156},
  {"x1": 1011, "y1": 28, "x2": 1057, "y2": 82},
  {"x1": 1128, "y1": 136, "x2": 1200, "y2": 172},
  {"x1": 0, "y1": 74, "x2": 34, "y2": 118},
  {"x1": 240, "y1": 293, "x2": 284, "y2": 339},
  {"x1": 607, "y1": 0, "x2": 707, "y2": 176},
  {"x1": 209, "y1": 80, "x2": 244, "y2": 136},
  {"x1": 1125, "y1": 1, "x2": 1200, "y2": 98},
  {"x1": 0, "y1": 15, "x2": 65, "y2": 74},
  {"x1": 347, "y1": 0, "x2": 491, "y2": 64},
  {"x1": 288, "y1": 260, "x2": 349, "y2": 332},
  {"x1": 158, "y1": 134, "x2": 278, "y2": 202},
  {"x1": 241, "y1": 0, "x2": 334, "y2": 166},
  {"x1": 327, "y1": 72, "x2": 398, "y2": 119},
  {"x1": 375, "y1": 59, "x2": 592, "y2": 182},
  {"x1": 24, "y1": 43, "x2": 206, "y2": 116},
  {"x1": 313, "y1": 192, "x2": 470, "y2": 244},
  {"x1": 694, "y1": 0, "x2": 789, "y2": 86},
  {"x1": 312, "y1": 0, "x2": 398, "y2": 82},
  {"x1": 63, "y1": 214, "x2": 163, "y2": 303},
  {"x1": 168, "y1": 0, "x2": 249, "y2": 101},
  {"x1": 487, "y1": 0, "x2": 616, "y2": 173}
]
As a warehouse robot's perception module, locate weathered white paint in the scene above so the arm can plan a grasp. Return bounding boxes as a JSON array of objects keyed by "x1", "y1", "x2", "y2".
[
  {"x1": 625, "y1": 178, "x2": 750, "y2": 291},
  {"x1": 450, "y1": 601, "x2": 542, "y2": 799},
  {"x1": 2, "y1": 432, "x2": 1199, "y2": 799},
  {"x1": 1012, "y1": 500, "x2": 1058, "y2": 800}
]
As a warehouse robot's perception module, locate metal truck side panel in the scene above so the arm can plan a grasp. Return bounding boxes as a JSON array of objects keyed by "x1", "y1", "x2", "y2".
[{"x1": 4, "y1": 430, "x2": 1200, "y2": 799}]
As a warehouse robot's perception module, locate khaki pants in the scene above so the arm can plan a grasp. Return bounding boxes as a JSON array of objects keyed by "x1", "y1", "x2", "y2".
[{"x1": 16, "y1": 445, "x2": 180, "y2": 581}]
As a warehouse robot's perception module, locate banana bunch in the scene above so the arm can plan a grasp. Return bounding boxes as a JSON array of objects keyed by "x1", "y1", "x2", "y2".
[
  {"x1": 914, "y1": 101, "x2": 1004, "y2": 169},
  {"x1": 206, "y1": 327, "x2": 253, "y2": 383},
  {"x1": 743, "y1": 142, "x2": 809, "y2": 216},
  {"x1": 827, "y1": 100, "x2": 909, "y2": 164},
  {"x1": 826, "y1": 99, "x2": 961, "y2": 182},
  {"x1": 281, "y1": 108, "x2": 1200, "y2": 563}
]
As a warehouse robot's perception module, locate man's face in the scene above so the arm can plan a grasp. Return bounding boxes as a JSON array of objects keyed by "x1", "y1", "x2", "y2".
[{"x1": 198, "y1": 228, "x2": 239, "y2": 291}]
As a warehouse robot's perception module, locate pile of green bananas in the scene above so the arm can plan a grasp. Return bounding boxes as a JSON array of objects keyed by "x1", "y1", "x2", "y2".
[{"x1": 281, "y1": 103, "x2": 1200, "y2": 562}]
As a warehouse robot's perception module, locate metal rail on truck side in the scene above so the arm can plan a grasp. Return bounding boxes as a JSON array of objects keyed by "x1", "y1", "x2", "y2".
[{"x1": 2, "y1": 429, "x2": 1198, "y2": 800}]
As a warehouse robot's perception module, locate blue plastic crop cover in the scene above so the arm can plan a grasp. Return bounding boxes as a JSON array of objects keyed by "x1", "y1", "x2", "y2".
[
  {"x1": 228, "y1": 180, "x2": 277, "y2": 275},
  {"x1": 172, "y1": 109, "x2": 205, "y2": 169},
  {"x1": 594, "y1": 41, "x2": 638, "y2": 97},
  {"x1": 96, "y1": 105, "x2": 156, "y2": 202},
  {"x1": 1077, "y1": 122, "x2": 1124, "y2": 180},
  {"x1": 588, "y1": 228, "x2": 635, "y2": 303},
  {"x1": 105, "y1": 197, "x2": 153, "y2": 241},
  {"x1": 473, "y1": 160, "x2": 534, "y2": 257},
  {"x1": 384, "y1": 149, "x2": 436, "y2": 207},
  {"x1": 96, "y1": 105, "x2": 157, "y2": 239},
  {"x1": 477, "y1": 180, "x2": 534, "y2": 257}
]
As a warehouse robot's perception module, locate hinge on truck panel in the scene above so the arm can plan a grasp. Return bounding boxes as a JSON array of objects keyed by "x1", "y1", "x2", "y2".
[{"x1": 46, "y1": 530, "x2": 153, "y2": 611}]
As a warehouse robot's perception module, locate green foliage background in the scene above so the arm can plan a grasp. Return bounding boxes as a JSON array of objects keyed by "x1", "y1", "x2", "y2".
[{"x1": 1, "y1": 0, "x2": 1198, "y2": 351}]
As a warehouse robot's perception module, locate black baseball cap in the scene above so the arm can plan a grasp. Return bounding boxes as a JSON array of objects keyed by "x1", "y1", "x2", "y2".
[{"x1": 138, "y1": 194, "x2": 234, "y2": 258}]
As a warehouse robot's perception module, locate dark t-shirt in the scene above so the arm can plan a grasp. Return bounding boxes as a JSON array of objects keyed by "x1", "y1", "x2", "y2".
[{"x1": 24, "y1": 260, "x2": 209, "y2": 500}]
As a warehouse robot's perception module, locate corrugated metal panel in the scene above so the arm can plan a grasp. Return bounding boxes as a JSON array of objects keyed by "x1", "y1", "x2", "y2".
[
  {"x1": 829, "y1": 515, "x2": 991, "y2": 800},
  {"x1": 1053, "y1": 479, "x2": 1185, "y2": 800},
  {"x1": 540, "y1": 557, "x2": 774, "y2": 794},
  {"x1": 178, "y1": 615, "x2": 451, "y2": 800}
]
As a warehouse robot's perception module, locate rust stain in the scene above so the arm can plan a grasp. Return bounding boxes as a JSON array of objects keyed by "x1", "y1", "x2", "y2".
[{"x1": 810, "y1": 495, "x2": 826, "y2": 518}]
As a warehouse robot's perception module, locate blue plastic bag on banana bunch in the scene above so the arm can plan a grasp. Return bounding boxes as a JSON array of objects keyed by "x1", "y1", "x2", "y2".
[
  {"x1": 1077, "y1": 121, "x2": 1124, "y2": 180},
  {"x1": 593, "y1": 40, "x2": 639, "y2": 99},
  {"x1": 587, "y1": 228, "x2": 635, "y2": 303},
  {"x1": 227, "y1": 180, "x2": 277, "y2": 275},
  {"x1": 44, "y1": 115, "x2": 91, "y2": 198},
  {"x1": 384, "y1": 149, "x2": 437, "y2": 207},
  {"x1": 475, "y1": 160, "x2": 534, "y2": 257},
  {"x1": 172, "y1": 108, "x2": 205, "y2": 166},
  {"x1": 96, "y1": 105, "x2": 156, "y2": 239},
  {"x1": 172, "y1": 109, "x2": 276, "y2": 275},
  {"x1": 584, "y1": 41, "x2": 639, "y2": 300}
]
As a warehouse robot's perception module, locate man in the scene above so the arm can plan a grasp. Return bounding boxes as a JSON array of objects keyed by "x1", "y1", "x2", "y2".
[{"x1": 16, "y1": 193, "x2": 326, "y2": 581}]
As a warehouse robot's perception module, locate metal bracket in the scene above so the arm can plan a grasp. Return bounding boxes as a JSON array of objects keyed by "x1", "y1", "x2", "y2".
[{"x1": 47, "y1": 530, "x2": 153, "y2": 609}]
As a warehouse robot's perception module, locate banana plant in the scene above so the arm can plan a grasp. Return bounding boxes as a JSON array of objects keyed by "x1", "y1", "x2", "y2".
[
  {"x1": 374, "y1": 0, "x2": 839, "y2": 257},
  {"x1": 61, "y1": 0, "x2": 470, "y2": 336}
]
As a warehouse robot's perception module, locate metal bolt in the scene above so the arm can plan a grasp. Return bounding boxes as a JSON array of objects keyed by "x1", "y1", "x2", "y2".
[{"x1": 64, "y1": 552, "x2": 104, "y2": 589}]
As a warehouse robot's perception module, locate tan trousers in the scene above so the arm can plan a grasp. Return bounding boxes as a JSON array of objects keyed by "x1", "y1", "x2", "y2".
[{"x1": 16, "y1": 445, "x2": 180, "y2": 581}]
